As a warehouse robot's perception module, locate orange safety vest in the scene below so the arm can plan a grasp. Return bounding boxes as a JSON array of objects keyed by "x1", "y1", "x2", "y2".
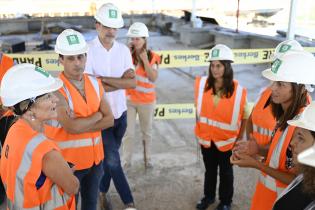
[
  {"x1": 0, "y1": 54, "x2": 14, "y2": 83},
  {"x1": 194, "y1": 77, "x2": 247, "y2": 152},
  {"x1": 0, "y1": 54, "x2": 14, "y2": 118},
  {"x1": 0, "y1": 119, "x2": 75, "y2": 210},
  {"x1": 250, "y1": 110, "x2": 305, "y2": 210},
  {"x1": 251, "y1": 87, "x2": 276, "y2": 146},
  {"x1": 45, "y1": 73, "x2": 104, "y2": 170},
  {"x1": 126, "y1": 51, "x2": 160, "y2": 104}
]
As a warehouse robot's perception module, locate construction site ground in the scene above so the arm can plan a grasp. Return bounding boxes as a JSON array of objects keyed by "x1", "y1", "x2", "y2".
[{"x1": 1, "y1": 31, "x2": 277, "y2": 210}]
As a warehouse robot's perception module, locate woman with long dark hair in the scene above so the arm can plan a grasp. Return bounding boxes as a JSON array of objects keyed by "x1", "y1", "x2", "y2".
[
  {"x1": 231, "y1": 50, "x2": 315, "y2": 210},
  {"x1": 195, "y1": 44, "x2": 249, "y2": 210}
]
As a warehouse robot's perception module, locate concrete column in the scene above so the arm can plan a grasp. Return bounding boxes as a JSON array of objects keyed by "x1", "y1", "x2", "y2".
[{"x1": 287, "y1": 0, "x2": 298, "y2": 40}]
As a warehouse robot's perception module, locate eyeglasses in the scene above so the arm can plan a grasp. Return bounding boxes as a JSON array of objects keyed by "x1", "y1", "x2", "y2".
[{"x1": 13, "y1": 94, "x2": 45, "y2": 116}]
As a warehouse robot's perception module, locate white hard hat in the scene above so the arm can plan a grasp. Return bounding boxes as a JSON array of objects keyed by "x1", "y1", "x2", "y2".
[
  {"x1": 262, "y1": 50, "x2": 315, "y2": 85},
  {"x1": 207, "y1": 44, "x2": 234, "y2": 62},
  {"x1": 288, "y1": 101, "x2": 315, "y2": 132},
  {"x1": 288, "y1": 101, "x2": 315, "y2": 167},
  {"x1": 297, "y1": 144, "x2": 315, "y2": 167},
  {"x1": 0, "y1": 64, "x2": 62, "y2": 107},
  {"x1": 271, "y1": 39, "x2": 304, "y2": 61},
  {"x1": 127, "y1": 22, "x2": 149, "y2": 38},
  {"x1": 55, "y1": 29, "x2": 88, "y2": 56},
  {"x1": 95, "y1": 3, "x2": 124, "y2": 29}
]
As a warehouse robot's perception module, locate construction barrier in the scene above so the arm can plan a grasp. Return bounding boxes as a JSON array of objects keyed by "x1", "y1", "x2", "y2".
[
  {"x1": 8, "y1": 47, "x2": 315, "y2": 71},
  {"x1": 154, "y1": 103, "x2": 195, "y2": 119},
  {"x1": 153, "y1": 102, "x2": 254, "y2": 120}
]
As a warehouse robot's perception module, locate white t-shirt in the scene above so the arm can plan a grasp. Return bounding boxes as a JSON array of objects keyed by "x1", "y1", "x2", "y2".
[{"x1": 85, "y1": 37, "x2": 133, "y2": 119}]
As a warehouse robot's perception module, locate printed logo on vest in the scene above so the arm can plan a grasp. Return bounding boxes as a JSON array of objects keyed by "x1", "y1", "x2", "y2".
[
  {"x1": 109, "y1": 9, "x2": 118, "y2": 18},
  {"x1": 271, "y1": 59, "x2": 282, "y2": 74},
  {"x1": 66, "y1": 35, "x2": 80, "y2": 45},
  {"x1": 35, "y1": 66, "x2": 50, "y2": 77},
  {"x1": 211, "y1": 49, "x2": 220, "y2": 58},
  {"x1": 279, "y1": 44, "x2": 292, "y2": 53}
]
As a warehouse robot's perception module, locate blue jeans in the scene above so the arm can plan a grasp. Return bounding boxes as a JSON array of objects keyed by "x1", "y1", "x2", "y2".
[
  {"x1": 74, "y1": 163, "x2": 103, "y2": 210},
  {"x1": 99, "y1": 111, "x2": 134, "y2": 204}
]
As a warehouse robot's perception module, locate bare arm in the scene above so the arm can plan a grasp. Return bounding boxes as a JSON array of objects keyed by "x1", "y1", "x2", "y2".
[
  {"x1": 140, "y1": 50, "x2": 158, "y2": 82},
  {"x1": 55, "y1": 92, "x2": 103, "y2": 134},
  {"x1": 237, "y1": 119, "x2": 247, "y2": 140},
  {"x1": 42, "y1": 150, "x2": 79, "y2": 195},
  {"x1": 258, "y1": 161, "x2": 296, "y2": 184},
  {"x1": 88, "y1": 95, "x2": 114, "y2": 132},
  {"x1": 101, "y1": 68, "x2": 136, "y2": 90},
  {"x1": 231, "y1": 153, "x2": 296, "y2": 185},
  {"x1": 246, "y1": 114, "x2": 253, "y2": 139}
]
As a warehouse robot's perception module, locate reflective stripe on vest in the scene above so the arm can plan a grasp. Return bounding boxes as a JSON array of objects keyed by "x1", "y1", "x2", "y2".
[
  {"x1": 63, "y1": 86, "x2": 74, "y2": 112},
  {"x1": 135, "y1": 86, "x2": 155, "y2": 93},
  {"x1": 136, "y1": 75, "x2": 154, "y2": 85},
  {"x1": 87, "y1": 75, "x2": 100, "y2": 101},
  {"x1": 58, "y1": 136, "x2": 101, "y2": 149},
  {"x1": 197, "y1": 137, "x2": 211, "y2": 147},
  {"x1": 197, "y1": 76, "x2": 243, "y2": 132},
  {"x1": 252, "y1": 124, "x2": 273, "y2": 138},
  {"x1": 259, "y1": 128, "x2": 289, "y2": 195},
  {"x1": 258, "y1": 174, "x2": 285, "y2": 196},
  {"x1": 8, "y1": 134, "x2": 71, "y2": 209},
  {"x1": 7, "y1": 184, "x2": 72, "y2": 210},
  {"x1": 197, "y1": 136, "x2": 237, "y2": 148}
]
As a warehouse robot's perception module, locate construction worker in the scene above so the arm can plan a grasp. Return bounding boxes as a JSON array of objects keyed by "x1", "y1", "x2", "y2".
[
  {"x1": 246, "y1": 39, "x2": 304, "y2": 146},
  {"x1": 0, "y1": 63, "x2": 79, "y2": 209},
  {"x1": 122, "y1": 22, "x2": 161, "y2": 169},
  {"x1": 0, "y1": 51, "x2": 15, "y2": 204},
  {"x1": 231, "y1": 50, "x2": 315, "y2": 210},
  {"x1": 85, "y1": 3, "x2": 137, "y2": 210},
  {"x1": 44, "y1": 29, "x2": 114, "y2": 210},
  {"x1": 272, "y1": 101, "x2": 315, "y2": 209},
  {"x1": 195, "y1": 44, "x2": 249, "y2": 210}
]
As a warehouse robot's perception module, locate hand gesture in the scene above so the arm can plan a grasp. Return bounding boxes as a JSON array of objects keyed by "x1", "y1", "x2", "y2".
[
  {"x1": 139, "y1": 49, "x2": 148, "y2": 63},
  {"x1": 230, "y1": 153, "x2": 260, "y2": 169},
  {"x1": 232, "y1": 134, "x2": 259, "y2": 156}
]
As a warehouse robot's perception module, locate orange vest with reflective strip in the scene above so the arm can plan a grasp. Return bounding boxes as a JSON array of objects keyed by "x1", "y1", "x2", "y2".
[
  {"x1": 0, "y1": 54, "x2": 14, "y2": 117},
  {"x1": 194, "y1": 77, "x2": 247, "y2": 152},
  {"x1": 126, "y1": 51, "x2": 160, "y2": 104},
  {"x1": 250, "y1": 109, "x2": 305, "y2": 210},
  {"x1": 0, "y1": 119, "x2": 75, "y2": 210},
  {"x1": 44, "y1": 73, "x2": 104, "y2": 170},
  {"x1": 251, "y1": 87, "x2": 276, "y2": 146}
]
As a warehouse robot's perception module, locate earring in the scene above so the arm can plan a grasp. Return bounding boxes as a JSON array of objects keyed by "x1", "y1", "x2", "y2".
[{"x1": 31, "y1": 115, "x2": 36, "y2": 121}]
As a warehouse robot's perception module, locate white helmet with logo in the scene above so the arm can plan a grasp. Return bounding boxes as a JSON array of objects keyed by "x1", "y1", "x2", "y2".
[
  {"x1": 288, "y1": 101, "x2": 315, "y2": 167},
  {"x1": 55, "y1": 29, "x2": 88, "y2": 56},
  {"x1": 262, "y1": 50, "x2": 315, "y2": 85},
  {"x1": 95, "y1": 3, "x2": 124, "y2": 29},
  {"x1": 207, "y1": 44, "x2": 234, "y2": 62},
  {"x1": 0, "y1": 64, "x2": 62, "y2": 107},
  {"x1": 271, "y1": 39, "x2": 304, "y2": 61},
  {"x1": 127, "y1": 22, "x2": 149, "y2": 38}
]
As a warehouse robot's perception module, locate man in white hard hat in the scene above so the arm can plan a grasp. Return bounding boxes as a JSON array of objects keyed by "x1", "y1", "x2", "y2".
[
  {"x1": 84, "y1": 3, "x2": 137, "y2": 210},
  {"x1": 45, "y1": 29, "x2": 114, "y2": 210}
]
